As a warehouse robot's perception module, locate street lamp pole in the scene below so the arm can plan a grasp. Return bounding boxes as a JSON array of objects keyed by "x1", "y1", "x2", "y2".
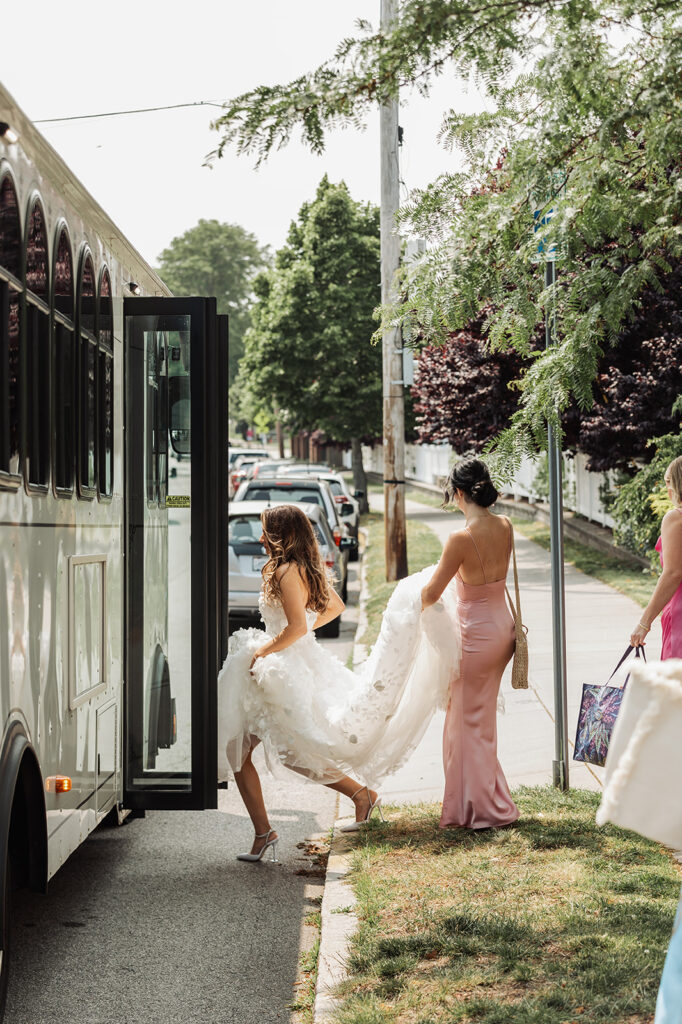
[{"x1": 380, "y1": 0, "x2": 407, "y2": 581}]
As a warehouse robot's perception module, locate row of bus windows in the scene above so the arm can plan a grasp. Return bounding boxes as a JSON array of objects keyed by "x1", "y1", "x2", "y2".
[{"x1": 0, "y1": 173, "x2": 114, "y2": 499}]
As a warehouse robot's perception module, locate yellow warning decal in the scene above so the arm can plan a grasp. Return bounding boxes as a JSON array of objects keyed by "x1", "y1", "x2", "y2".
[{"x1": 166, "y1": 496, "x2": 191, "y2": 508}]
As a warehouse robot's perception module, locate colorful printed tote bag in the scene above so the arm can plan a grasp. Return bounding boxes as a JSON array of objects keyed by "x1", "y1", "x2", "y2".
[{"x1": 573, "y1": 646, "x2": 645, "y2": 767}]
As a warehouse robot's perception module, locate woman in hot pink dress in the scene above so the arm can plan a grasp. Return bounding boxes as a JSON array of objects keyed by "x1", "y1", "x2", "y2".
[
  {"x1": 630, "y1": 456, "x2": 682, "y2": 659},
  {"x1": 422, "y1": 459, "x2": 519, "y2": 830},
  {"x1": 629, "y1": 458, "x2": 682, "y2": 1023}
]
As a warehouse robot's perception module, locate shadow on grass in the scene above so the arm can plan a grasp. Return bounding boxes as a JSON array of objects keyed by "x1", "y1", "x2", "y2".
[
  {"x1": 354, "y1": 786, "x2": 672, "y2": 863},
  {"x1": 338, "y1": 787, "x2": 679, "y2": 1023}
]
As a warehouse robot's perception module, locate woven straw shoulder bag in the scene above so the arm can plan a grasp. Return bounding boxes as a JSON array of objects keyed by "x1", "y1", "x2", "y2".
[{"x1": 505, "y1": 526, "x2": 529, "y2": 689}]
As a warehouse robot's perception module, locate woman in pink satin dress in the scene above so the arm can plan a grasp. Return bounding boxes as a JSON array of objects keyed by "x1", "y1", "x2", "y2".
[
  {"x1": 630, "y1": 456, "x2": 682, "y2": 658},
  {"x1": 422, "y1": 458, "x2": 519, "y2": 830}
]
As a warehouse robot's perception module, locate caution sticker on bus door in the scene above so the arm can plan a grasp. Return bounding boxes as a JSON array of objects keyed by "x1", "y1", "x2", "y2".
[{"x1": 166, "y1": 496, "x2": 191, "y2": 508}]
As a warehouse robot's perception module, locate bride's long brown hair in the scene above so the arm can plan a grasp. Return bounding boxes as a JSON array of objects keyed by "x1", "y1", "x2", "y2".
[{"x1": 261, "y1": 505, "x2": 331, "y2": 613}]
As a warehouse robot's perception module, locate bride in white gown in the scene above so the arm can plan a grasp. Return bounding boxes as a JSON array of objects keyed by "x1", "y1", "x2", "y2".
[{"x1": 219, "y1": 503, "x2": 460, "y2": 861}]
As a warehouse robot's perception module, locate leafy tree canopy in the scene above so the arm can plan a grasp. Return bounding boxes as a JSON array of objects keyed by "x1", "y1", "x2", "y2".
[
  {"x1": 237, "y1": 177, "x2": 382, "y2": 444},
  {"x1": 412, "y1": 261, "x2": 682, "y2": 470},
  {"x1": 157, "y1": 218, "x2": 268, "y2": 381},
  {"x1": 210, "y1": 0, "x2": 682, "y2": 477}
]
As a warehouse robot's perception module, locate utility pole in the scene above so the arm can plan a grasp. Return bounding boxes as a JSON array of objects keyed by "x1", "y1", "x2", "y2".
[{"x1": 380, "y1": 0, "x2": 407, "y2": 581}]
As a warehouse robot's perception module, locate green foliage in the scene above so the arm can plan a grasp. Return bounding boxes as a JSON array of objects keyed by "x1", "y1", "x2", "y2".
[
  {"x1": 236, "y1": 177, "x2": 382, "y2": 442},
  {"x1": 611, "y1": 430, "x2": 682, "y2": 563},
  {"x1": 392, "y1": 6, "x2": 682, "y2": 477},
  {"x1": 210, "y1": 1, "x2": 682, "y2": 473},
  {"x1": 208, "y1": 2, "x2": 584, "y2": 165},
  {"x1": 157, "y1": 219, "x2": 268, "y2": 382}
]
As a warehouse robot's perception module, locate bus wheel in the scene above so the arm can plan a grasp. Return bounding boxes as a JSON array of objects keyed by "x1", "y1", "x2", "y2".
[{"x1": 0, "y1": 856, "x2": 12, "y2": 1020}]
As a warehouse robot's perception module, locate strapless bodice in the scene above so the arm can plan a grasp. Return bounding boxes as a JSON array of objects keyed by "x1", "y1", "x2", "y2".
[{"x1": 258, "y1": 593, "x2": 318, "y2": 636}]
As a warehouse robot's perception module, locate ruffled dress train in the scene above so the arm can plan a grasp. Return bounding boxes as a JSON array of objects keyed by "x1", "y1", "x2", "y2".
[{"x1": 218, "y1": 566, "x2": 461, "y2": 786}]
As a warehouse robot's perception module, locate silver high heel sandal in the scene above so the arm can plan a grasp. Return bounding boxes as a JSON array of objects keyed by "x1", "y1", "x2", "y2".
[
  {"x1": 236, "y1": 829, "x2": 280, "y2": 863},
  {"x1": 340, "y1": 787, "x2": 385, "y2": 833}
]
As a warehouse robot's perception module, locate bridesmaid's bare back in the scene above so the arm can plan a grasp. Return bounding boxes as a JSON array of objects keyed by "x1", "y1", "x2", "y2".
[{"x1": 456, "y1": 514, "x2": 512, "y2": 587}]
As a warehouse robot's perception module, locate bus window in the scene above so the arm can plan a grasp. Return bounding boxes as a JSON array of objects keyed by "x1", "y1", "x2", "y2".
[
  {"x1": 25, "y1": 198, "x2": 50, "y2": 489},
  {"x1": 98, "y1": 267, "x2": 113, "y2": 498},
  {"x1": 168, "y1": 329, "x2": 190, "y2": 455},
  {"x1": 77, "y1": 251, "x2": 97, "y2": 496},
  {"x1": 0, "y1": 172, "x2": 21, "y2": 479},
  {"x1": 53, "y1": 225, "x2": 75, "y2": 494}
]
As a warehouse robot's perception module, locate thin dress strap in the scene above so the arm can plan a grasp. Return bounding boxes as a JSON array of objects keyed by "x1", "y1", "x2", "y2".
[{"x1": 464, "y1": 526, "x2": 487, "y2": 585}]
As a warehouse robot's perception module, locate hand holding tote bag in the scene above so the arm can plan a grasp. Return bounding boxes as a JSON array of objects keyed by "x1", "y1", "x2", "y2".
[
  {"x1": 596, "y1": 658, "x2": 682, "y2": 851},
  {"x1": 573, "y1": 645, "x2": 645, "y2": 767}
]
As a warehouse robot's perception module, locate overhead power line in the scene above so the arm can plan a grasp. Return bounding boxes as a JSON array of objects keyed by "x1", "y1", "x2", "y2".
[{"x1": 34, "y1": 101, "x2": 225, "y2": 125}]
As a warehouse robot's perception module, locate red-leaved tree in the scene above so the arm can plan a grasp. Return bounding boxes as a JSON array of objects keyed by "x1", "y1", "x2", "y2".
[{"x1": 412, "y1": 266, "x2": 682, "y2": 469}]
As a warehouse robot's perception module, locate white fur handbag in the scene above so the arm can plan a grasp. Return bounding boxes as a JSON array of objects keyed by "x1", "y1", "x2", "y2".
[{"x1": 596, "y1": 658, "x2": 682, "y2": 850}]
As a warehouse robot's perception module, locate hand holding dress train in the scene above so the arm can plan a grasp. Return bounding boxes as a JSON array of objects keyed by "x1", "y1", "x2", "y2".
[{"x1": 218, "y1": 565, "x2": 461, "y2": 787}]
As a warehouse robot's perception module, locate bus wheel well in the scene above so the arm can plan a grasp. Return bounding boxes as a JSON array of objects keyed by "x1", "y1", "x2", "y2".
[{"x1": 1, "y1": 735, "x2": 47, "y2": 896}]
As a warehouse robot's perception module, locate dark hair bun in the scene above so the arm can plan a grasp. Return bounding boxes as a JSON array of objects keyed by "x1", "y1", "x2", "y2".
[
  {"x1": 470, "y1": 478, "x2": 498, "y2": 507},
  {"x1": 444, "y1": 458, "x2": 499, "y2": 508}
]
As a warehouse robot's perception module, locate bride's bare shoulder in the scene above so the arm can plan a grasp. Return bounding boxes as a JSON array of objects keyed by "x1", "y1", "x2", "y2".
[{"x1": 275, "y1": 562, "x2": 305, "y2": 584}]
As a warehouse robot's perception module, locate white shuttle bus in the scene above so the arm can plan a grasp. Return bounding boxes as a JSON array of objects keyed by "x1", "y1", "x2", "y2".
[{"x1": 0, "y1": 84, "x2": 228, "y2": 1016}]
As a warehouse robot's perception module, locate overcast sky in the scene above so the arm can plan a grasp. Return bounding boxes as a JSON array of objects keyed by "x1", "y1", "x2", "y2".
[{"x1": 5, "y1": 1, "x2": 487, "y2": 267}]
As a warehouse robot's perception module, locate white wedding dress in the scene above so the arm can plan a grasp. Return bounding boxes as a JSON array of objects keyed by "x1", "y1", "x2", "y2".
[{"x1": 218, "y1": 566, "x2": 461, "y2": 787}]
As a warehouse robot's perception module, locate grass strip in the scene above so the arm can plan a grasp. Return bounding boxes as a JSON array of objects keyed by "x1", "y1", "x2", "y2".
[
  {"x1": 359, "y1": 512, "x2": 443, "y2": 650},
  {"x1": 335, "y1": 787, "x2": 681, "y2": 1024},
  {"x1": 290, "y1": 935, "x2": 320, "y2": 1022},
  {"x1": 510, "y1": 518, "x2": 656, "y2": 609}
]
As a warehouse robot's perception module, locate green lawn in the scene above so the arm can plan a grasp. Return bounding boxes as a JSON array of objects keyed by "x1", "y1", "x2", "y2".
[
  {"x1": 510, "y1": 518, "x2": 656, "y2": 609},
  {"x1": 359, "y1": 512, "x2": 443, "y2": 650},
  {"x1": 335, "y1": 788, "x2": 680, "y2": 1024}
]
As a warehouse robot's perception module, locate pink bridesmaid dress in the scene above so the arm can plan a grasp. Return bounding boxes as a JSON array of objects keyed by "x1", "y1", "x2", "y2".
[
  {"x1": 440, "y1": 524, "x2": 519, "y2": 830},
  {"x1": 656, "y1": 508, "x2": 682, "y2": 659}
]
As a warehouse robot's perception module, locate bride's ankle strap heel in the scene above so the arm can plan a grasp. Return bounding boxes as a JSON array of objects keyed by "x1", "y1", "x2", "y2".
[
  {"x1": 341, "y1": 788, "x2": 385, "y2": 833},
  {"x1": 236, "y1": 829, "x2": 280, "y2": 863}
]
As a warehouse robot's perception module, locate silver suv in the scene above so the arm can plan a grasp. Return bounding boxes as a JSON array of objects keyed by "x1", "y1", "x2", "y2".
[
  {"x1": 234, "y1": 476, "x2": 350, "y2": 559},
  {"x1": 228, "y1": 500, "x2": 351, "y2": 638}
]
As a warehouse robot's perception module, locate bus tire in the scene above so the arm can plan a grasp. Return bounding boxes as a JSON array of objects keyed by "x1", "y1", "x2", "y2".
[{"x1": 0, "y1": 854, "x2": 10, "y2": 1020}]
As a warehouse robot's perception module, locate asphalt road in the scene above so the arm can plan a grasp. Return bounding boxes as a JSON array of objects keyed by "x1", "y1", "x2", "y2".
[{"x1": 6, "y1": 556, "x2": 362, "y2": 1024}]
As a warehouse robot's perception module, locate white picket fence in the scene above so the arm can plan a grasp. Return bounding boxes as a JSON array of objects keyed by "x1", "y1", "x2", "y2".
[{"x1": 343, "y1": 443, "x2": 616, "y2": 529}]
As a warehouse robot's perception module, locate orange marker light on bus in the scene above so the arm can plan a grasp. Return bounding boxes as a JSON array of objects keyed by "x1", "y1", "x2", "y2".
[{"x1": 45, "y1": 775, "x2": 72, "y2": 793}]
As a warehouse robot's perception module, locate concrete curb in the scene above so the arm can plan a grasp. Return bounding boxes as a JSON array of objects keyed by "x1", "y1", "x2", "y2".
[
  {"x1": 313, "y1": 525, "x2": 371, "y2": 1022},
  {"x1": 313, "y1": 828, "x2": 358, "y2": 1023}
]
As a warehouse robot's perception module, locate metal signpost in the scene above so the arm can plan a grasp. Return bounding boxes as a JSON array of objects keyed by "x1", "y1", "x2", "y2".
[{"x1": 534, "y1": 203, "x2": 569, "y2": 790}]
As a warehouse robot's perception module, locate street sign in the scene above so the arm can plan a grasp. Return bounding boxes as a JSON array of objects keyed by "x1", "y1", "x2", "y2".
[
  {"x1": 533, "y1": 207, "x2": 560, "y2": 261},
  {"x1": 531, "y1": 171, "x2": 567, "y2": 263}
]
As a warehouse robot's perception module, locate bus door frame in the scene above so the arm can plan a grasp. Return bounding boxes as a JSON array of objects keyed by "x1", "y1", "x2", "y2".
[{"x1": 122, "y1": 296, "x2": 225, "y2": 811}]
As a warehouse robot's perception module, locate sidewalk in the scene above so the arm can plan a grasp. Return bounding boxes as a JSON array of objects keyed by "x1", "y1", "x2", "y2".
[{"x1": 369, "y1": 492, "x2": 662, "y2": 801}]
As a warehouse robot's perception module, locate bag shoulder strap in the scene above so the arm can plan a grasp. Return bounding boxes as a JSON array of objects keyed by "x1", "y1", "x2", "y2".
[{"x1": 505, "y1": 524, "x2": 523, "y2": 626}]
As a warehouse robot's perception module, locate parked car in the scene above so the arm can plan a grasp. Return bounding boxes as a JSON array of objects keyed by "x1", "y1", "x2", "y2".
[
  {"x1": 228, "y1": 446, "x2": 270, "y2": 469},
  {"x1": 277, "y1": 470, "x2": 361, "y2": 560},
  {"x1": 277, "y1": 463, "x2": 332, "y2": 476},
  {"x1": 235, "y1": 474, "x2": 344, "y2": 541},
  {"x1": 228, "y1": 500, "x2": 351, "y2": 637},
  {"x1": 230, "y1": 452, "x2": 272, "y2": 496},
  {"x1": 245, "y1": 458, "x2": 294, "y2": 482},
  {"x1": 312, "y1": 472, "x2": 362, "y2": 540}
]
